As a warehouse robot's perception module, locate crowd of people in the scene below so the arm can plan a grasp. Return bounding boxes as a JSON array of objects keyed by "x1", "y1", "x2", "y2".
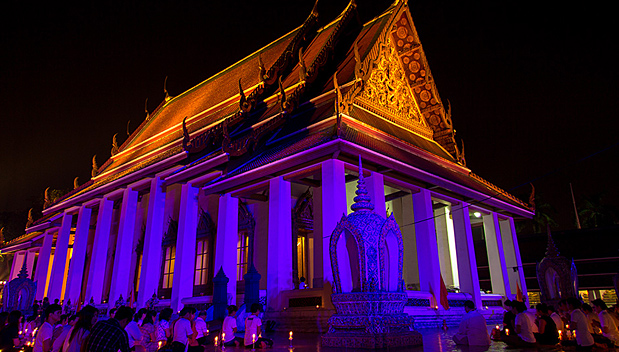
[
  {"x1": 0, "y1": 298, "x2": 273, "y2": 352},
  {"x1": 452, "y1": 298, "x2": 619, "y2": 350}
]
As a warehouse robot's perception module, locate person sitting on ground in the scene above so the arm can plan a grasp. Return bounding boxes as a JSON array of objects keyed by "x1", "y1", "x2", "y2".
[
  {"x1": 548, "y1": 305, "x2": 564, "y2": 331},
  {"x1": 0, "y1": 310, "x2": 25, "y2": 351},
  {"x1": 534, "y1": 303, "x2": 558, "y2": 345},
  {"x1": 298, "y1": 277, "x2": 307, "y2": 289},
  {"x1": 34, "y1": 304, "x2": 62, "y2": 352},
  {"x1": 52, "y1": 314, "x2": 77, "y2": 352},
  {"x1": 85, "y1": 305, "x2": 132, "y2": 352},
  {"x1": 582, "y1": 303, "x2": 599, "y2": 334},
  {"x1": 155, "y1": 308, "x2": 173, "y2": 348},
  {"x1": 62, "y1": 305, "x2": 99, "y2": 352},
  {"x1": 125, "y1": 308, "x2": 144, "y2": 352},
  {"x1": 222, "y1": 305, "x2": 243, "y2": 347},
  {"x1": 565, "y1": 297, "x2": 594, "y2": 350},
  {"x1": 503, "y1": 301, "x2": 537, "y2": 347},
  {"x1": 502, "y1": 299, "x2": 516, "y2": 334},
  {"x1": 193, "y1": 310, "x2": 208, "y2": 346},
  {"x1": 172, "y1": 307, "x2": 199, "y2": 352},
  {"x1": 53, "y1": 314, "x2": 68, "y2": 343},
  {"x1": 452, "y1": 300, "x2": 491, "y2": 346},
  {"x1": 244, "y1": 303, "x2": 273, "y2": 349},
  {"x1": 591, "y1": 299, "x2": 619, "y2": 347}
]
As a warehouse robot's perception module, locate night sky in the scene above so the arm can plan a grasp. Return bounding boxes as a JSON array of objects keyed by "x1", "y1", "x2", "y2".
[{"x1": 1, "y1": 0, "x2": 618, "y2": 234}]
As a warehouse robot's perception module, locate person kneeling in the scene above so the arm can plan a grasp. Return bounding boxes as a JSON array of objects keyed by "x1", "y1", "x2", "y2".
[
  {"x1": 244, "y1": 303, "x2": 273, "y2": 349},
  {"x1": 453, "y1": 300, "x2": 491, "y2": 346},
  {"x1": 503, "y1": 301, "x2": 537, "y2": 348},
  {"x1": 222, "y1": 305, "x2": 244, "y2": 347}
]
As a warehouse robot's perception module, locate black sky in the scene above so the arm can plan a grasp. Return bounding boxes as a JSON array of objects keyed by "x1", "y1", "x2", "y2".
[{"x1": 1, "y1": 0, "x2": 618, "y2": 232}]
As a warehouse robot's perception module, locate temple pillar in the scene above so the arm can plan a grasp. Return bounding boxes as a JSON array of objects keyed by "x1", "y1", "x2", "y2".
[
  {"x1": 85, "y1": 197, "x2": 114, "y2": 304},
  {"x1": 500, "y1": 217, "x2": 527, "y2": 299},
  {"x1": 48, "y1": 212, "x2": 73, "y2": 301},
  {"x1": 109, "y1": 188, "x2": 138, "y2": 308},
  {"x1": 35, "y1": 230, "x2": 54, "y2": 300},
  {"x1": 9, "y1": 251, "x2": 26, "y2": 280},
  {"x1": 434, "y1": 206, "x2": 459, "y2": 288},
  {"x1": 138, "y1": 177, "x2": 167, "y2": 308},
  {"x1": 26, "y1": 249, "x2": 37, "y2": 279},
  {"x1": 171, "y1": 183, "x2": 199, "y2": 312},
  {"x1": 319, "y1": 159, "x2": 347, "y2": 288},
  {"x1": 393, "y1": 194, "x2": 418, "y2": 290},
  {"x1": 213, "y1": 193, "x2": 238, "y2": 306},
  {"x1": 366, "y1": 172, "x2": 386, "y2": 217},
  {"x1": 266, "y1": 177, "x2": 293, "y2": 310},
  {"x1": 482, "y1": 212, "x2": 511, "y2": 296},
  {"x1": 412, "y1": 189, "x2": 443, "y2": 307},
  {"x1": 65, "y1": 205, "x2": 93, "y2": 304},
  {"x1": 312, "y1": 188, "x2": 323, "y2": 288},
  {"x1": 451, "y1": 203, "x2": 482, "y2": 308}
]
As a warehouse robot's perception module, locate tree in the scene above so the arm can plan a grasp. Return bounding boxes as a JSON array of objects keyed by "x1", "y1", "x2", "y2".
[{"x1": 578, "y1": 193, "x2": 618, "y2": 228}]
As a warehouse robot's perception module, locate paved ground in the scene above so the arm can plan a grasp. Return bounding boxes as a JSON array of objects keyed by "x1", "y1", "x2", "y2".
[{"x1": 201, "y1": 327, "x2": 577, "y2": 351}]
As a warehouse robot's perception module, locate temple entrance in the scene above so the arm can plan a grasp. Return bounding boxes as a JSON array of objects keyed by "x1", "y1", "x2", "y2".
[{"x1": 292, "y1": 189, "x2": 313, "y2": 289}]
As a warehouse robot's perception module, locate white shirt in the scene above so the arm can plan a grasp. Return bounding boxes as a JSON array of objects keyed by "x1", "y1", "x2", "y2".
[
  {"x1": 456, "y1": 310, "x2": 491, "y2": 346},
  {"x1": 125, "y1": 321, "x2": 142, "y2": 348},
  {"x1": 599, "y1": 310, "x2": 619, "y2": 346},
  {"x1": 194, "y1": 317, "x2": 207, "y2": 339},
  {"x1": 571, "y1": 309, "x2": 594, "y2": 347},
  {"x1": 222, "y1": 316, "x2": 237, "y2": 343},
  {"x1": 515, "y1": 312, "x2": 536, "y2": 343},
  {"x1": 524, "y1": 310, "x2": 538, "y2": 333},
  {"x1": 33, "y1": 322, "x2": 54, "y2": 352},
  {"x1": 244, "y1": 315, "x2": 262, "y2": 346},
  {"x1": 52, "y1": 324, "x2": 71, "y2": 352},
  {"x1": 173, "y1": 318, "x2": 193, "y2": 346},
  {"x1": 550, "y1": 312, "x2": 564, "y2": 331}
]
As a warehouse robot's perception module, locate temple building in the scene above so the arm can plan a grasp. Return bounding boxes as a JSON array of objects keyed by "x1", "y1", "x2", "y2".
[{"x1": 1, "y1": 0, "x2": 533, "y2": 326}]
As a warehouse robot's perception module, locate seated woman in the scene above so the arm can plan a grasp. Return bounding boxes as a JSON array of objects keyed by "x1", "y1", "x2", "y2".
[
  {"x1": 503, "y1": 301, "x2": 537, "y2": 347},
  {"x1": 534, "y1": 303, "x2": 559, "y2": 345}
]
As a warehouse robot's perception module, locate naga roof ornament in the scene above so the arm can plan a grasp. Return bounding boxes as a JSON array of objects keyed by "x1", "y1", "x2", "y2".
[
  {"x1": 73, "y1": 177, "x2": 79, "y2": 190},
  {"x1": 163, "y1": 76, "x2": 172, "y2": 102},
  {"x1": 111, "y1": 134, "x2": 119, "y2": 156},
  {"x1": 91, "y1": 155, "x2": 98, "y2": 177}
]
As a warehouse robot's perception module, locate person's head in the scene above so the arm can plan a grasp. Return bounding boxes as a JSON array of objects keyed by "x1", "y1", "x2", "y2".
[
  {"x1": 114, "y1": 306, "x2": 134, "y2": 329},
  {"x1": 45, "y1": 304, "x2": 62, "y2": 324},
  {"x1": 198, "y1": 310, "x2": 207, "y2": 319},
  {"x1": 558, "y1": 299, "x2": 568, "y2": 312},
  {"x1": 43, "y1": 297, "x2": 49, "y2": 302},
  {"x1": 69, "y1": 305, "x2": 99, "y2": 343},
  {"x1": 7, "y1": 310, "x2": 23, "y2": 326},
  {"x1": 512, "y1": 301, "x2": 527, "y2": 314},
  {"x1": 159, "y1": 308, "x2": 173, "y2": 323},
  {"x1": 59, "y1": 314, "x2": 68, "y2": 325},
  {"x1": 227, "y1": 305, "x2": 238, "y2": 317},
  {"x1": 548, "y1": 305, "x2": 557, "y2": 313},
  {"x1": 591, "y1": 299, "x2": 608, "y2": 314},
  {"x1": 109, "y1": 307, "x2": 117, "y2": 318},
  {"x1": 582, "y1": 303, "x2": 593, "y2": 313},
  {"x1": 535, "y1": 303, "x2": 548, "y2": 316},
  {"x1": 300, "y1": 277, "x2": 306, "y2": 283},
  {"x1": 463, "y1": 300, "x2": 476, "y2": 313},
  {"x1": 142, "y1": 310, "x2": 155, "y2": 325},
  {"x1": 503, "y1": 299, "x2": 513, "y2": 311},
  {"x1": 134, "y1": 308, "x2": 147, "y2": 322},
  {"x1": 179, "y1": 307, "x2": 196, "y2": 320},
  {"x1": 566, "y1": 297, "x2": 582, "y2": 311},
  {"x1": 54, "y1": 299, "x2": 59, "y2": 304},
  {"x1": 250, "y1": 303, "x2": 262, "y2": 315}
]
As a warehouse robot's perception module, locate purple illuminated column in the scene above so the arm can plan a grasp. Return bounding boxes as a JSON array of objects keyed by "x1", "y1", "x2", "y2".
[
  {"x1": 213, "y1": 193, "x2": 238, "y2": 306},
  {"x1": 9, "y1": 251, "x2": 25, "y2": 280},
  {"x1": 109, "y1": 188, "x2": 138, "y2": 308},
  {"x1": 451, "y1": 202, "x2": 482, "y2": 308},
  {"x1": 171, "y1": 183, "x2": 199, "y2": 312},
  {"x1": 500, "y1": 217, "x2": 527, "y2": 301},
  {"x1": 48, "y1": 212, "x2": 73, "y2": 301},
  {"x1": 35, "y1": 230, "x2": 54, "y2": 300},
  {"x1": 138, "y1": 177, "x2": 167, "y2": 308},
  {"x1": 65, "y1": 205, "x2": 93, "y2": 304},
  {"x1": 366, "y1": 172, "x2": 385, "y2": 217},
  {"x1": 412, "y1": 188, "x2": 443, "y2": 307},
  {"x1": 319, "y1": 159, "x2": 347, "y2": 288},
  {"x1": 266, "y1": 176, "x2": 293, "y2": 310},
  {"x1": 85, "y1": 197, "x2": 114, "y2": 304},
  {"x1": 482, "y1": 212, "x2": 511, "y2": 297}
]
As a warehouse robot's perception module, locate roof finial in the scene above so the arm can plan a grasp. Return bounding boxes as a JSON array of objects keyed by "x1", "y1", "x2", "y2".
[
  {"x1": 73, "y1": 177, "x2": 79, "y2": 190},
  {"x1": 44, "y1": 187, "x2": 52, "y2": 209},
  {"x1": 545, "y1": 224, "x2": 559, "y2": 257},
  {"x1": 258, "y1": 54, "x2": 266, "y2": 82},
  {"x1": 351, "y1": 156, "x2": 374, "y2": 212},
  {"x1": 91, "y1": 155, "x2": 98, "y2": 177},
  {"x1": 0, "y1": 227, "x2": 4, "y2": 244},
  {"x1": 164, "y1": 76, "x2": 172, "y2": 102},
  {"x1": 144, "y1": 98, "x2": 150, "y2": 120},
  {"x1": 298, "y1": 47, "x2": 307, "y2": 83},
  {"x1": 529, "y1": 183, "x2": 536, "y2": 210},
  {"x1": 111, "y1": 133, "x2": 119, "y2": 156},
  {"x1": 26, "y1": 208, "x2": 34, "y2": 227},
  {"x1": 126, "y1": 120, "x2": 131, "y2": 136}
]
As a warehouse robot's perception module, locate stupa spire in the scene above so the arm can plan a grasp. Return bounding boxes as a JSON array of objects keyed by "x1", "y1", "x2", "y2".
[
  {"x1": 351, "y1": 156, "x2": 374, "y2": 212},
  {"x1": 545, "y1": 224, "x2": 559, "y2": 257}
]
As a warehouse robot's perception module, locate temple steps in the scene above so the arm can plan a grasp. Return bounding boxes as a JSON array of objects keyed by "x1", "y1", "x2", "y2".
[{"x1": 264, "y1": 309, "x2": 334, "y2": 333}]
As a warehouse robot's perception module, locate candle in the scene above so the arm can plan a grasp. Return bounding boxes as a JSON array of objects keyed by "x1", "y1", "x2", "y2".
[
  {"x1": 289, "y1": 331, "x2": 293, "y2": 347},
  {"x1": 214, "y1": 336, "x2": 218, "y2": 346},
  {"x1": 206, "y1": 329, "x2": 209, "y2": 336},
  {"x1": 495, "y1": 325, "x2": 499, "y2": 330},
  {"x1": 252, "y1": 333, "x2": 256, "y2": 350},
  {"x1": 222, "y1": 332, "x2": 225, "y2": 341},
  {"x1": 505, "y1": 328, "x2": 509, "y2": 336},
  {"x1": 558, "y1": 330, "x2": 563, "y2": 340},
  {"x1": 316, "y1": 305, "x2": 319, "y2": 309},
  {"x1": 565, "y1": 324, "x2": 569, "y2": 329},
  {"x1": 158, "y1": 341, "x2": 163, "y2": 349}
]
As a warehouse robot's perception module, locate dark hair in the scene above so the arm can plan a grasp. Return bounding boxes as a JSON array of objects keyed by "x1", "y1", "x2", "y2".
[
  {"x1": 134, "y1": 308, "x2": 147, "y2": 322},
  {"x1": 566, "y1": 297, "x2": 582, "y2": 309},
  {"x1": 299, "y1": 277, "x2": 306, "y2": 282},
  {"x1": 535, "y1": 303, "x2": 548, "y2": 314},
  {"x1": 159, "y1": 308, "x2": 173, "y2": 322},
  {"x1": 142, "y1": 310, "x2": 155, "y2": 325},
  {"x1": 45, "y1": 304, "x2": 62, "y2": 320},
  {"x1": 548, "y1": 305, "x2": 557, "y2": 313},
  {"x1": 69, "y1": 305, "x2": 99, "y2": 344},
  {"x1": 250, "y1": 303, "x2": 262, "y2": 313},
  {"x1": 109, "y1": 308, "x2": 117, "y2": 316},
  {"x1": 227, "y1": 305, "x2": 238, "y2": 314},
  {"x1": 514, "y1": 301, "x2": 527, "y2": 313},
  {"x1": 503, "y1": 299, "x2": 513, "y2": 307},
  {"x1": 60, "y1": 314, "x2": 68, "y2": 323},
  {"x1": 591, "y1": 299, "x2": 608, "y2": 310},
  {"x1": 582, "y1": 303, "x2": 593, "y2": 313},
  {"x1": 114, "y1": 306, "x2": 134, "y2": 322},
  {"x1": 7, "y1": 310, "x2": 23, "y2": 326},
  {"x1": 464, "y1": 300, "x2": 475, "y2": 310},
  {"x1": 179, "y1": 307, "x2": 196, "y2": 317},
  {"x1": 198, "y1": 310, "x2": 207, "y2": 317}
]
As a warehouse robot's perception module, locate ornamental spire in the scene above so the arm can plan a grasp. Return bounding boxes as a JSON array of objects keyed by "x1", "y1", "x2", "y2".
[
  {"x1": 545, "y1": 224, "x2": 559, "y2": 257},
  {"x1": 351, "y1": 156, "x2": 374, "y2": 212}
]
